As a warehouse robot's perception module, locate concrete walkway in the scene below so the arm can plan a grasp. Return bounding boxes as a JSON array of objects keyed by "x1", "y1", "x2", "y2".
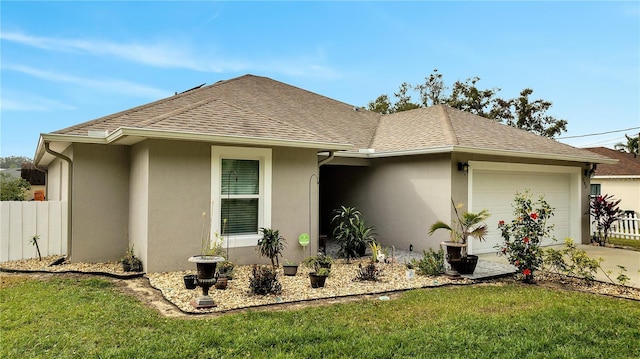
[{"x1": 478, "y1": 244, "x2": 640, "y2": 288}]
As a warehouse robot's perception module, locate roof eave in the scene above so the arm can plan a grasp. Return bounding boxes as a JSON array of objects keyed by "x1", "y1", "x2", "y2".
[
  {"x1": 335, "y1": 145, "x2": 617, "y2": 164},
  {"x1": 593, "y1": 175, "x2": 640, "y2": 179},
  {"x1": 109, "y1": 127, "x2": 352, "y2": 151},
  {"x1": 35, "y1": 128, "x2": 352, "y2": 166}
]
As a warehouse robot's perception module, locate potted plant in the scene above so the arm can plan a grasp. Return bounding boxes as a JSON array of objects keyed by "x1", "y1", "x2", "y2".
[
  {"x1": 121, "y1": 245, "x2": 143, "y2": 272},
  {"x1": 331, "y1": 206, "x2": 376, "y2": 259},
  {"x1": 257, "y1": 227, "x2": 286, "y2": 268},
  {"x1": 428, "y1": 201, "x2": 489, "y2": 275},
  {"x1": 308, "y1": 267, "x2": 330, "y2": 288},
  {"x1": 304, "y1": 253, "x2": 333, "y2": 288},
  {"x1": 282, "y1": 260, "x2": 299, "y2": 276},
  {"x1": 217, "y1": 261, "x2": 235, "y2": 280},
  {"x1": 188, "y1": 212, "x2": 226, "y2": 308}
]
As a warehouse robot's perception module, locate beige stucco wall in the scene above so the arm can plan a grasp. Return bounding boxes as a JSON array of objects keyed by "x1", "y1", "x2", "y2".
[
  {"x1": 144, "y1": 140, "x2": 211, "y2": 272},
  {"x1": 70, "y1": 143, "x2": 130, "y2": 263},
  {"x1": 321, "y1": 154, "x2": 453, "y2": 253},
  {"x1": 140, "y1": 141, "x2": 319, "y2": 272},
  {"x1": 129, "y1": 142, "x2": 150, "y2": 270},
  {"x1": 46, "y1": 153, "x2": 69, "y2": 201},
  {"x1": 592, "y1": 178, "x2": 640, "y2": 215},
  {"x1": 270, "y1": 146, "x2": 320, "y2": 263},
  {"x1": 322, "y1": 153, "x2": 592, "y2": 253}
]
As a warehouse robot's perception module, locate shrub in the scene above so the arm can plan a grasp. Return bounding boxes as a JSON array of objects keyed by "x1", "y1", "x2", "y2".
[
  {"x1": 331, "y1": 206, "x2": 376, "y2": 260},
  {"x1": 248, "y1": 265, "x2": 282, "y2": 295},
  {"x1": 544, "y1": 238, "x2": 602, "y2": 282},
  {"x1": 411, "y1": 248, "x2": 445, "y2": 276},
  {"x1": 0, "y1": 172, "x2": 31, "y2": 201},
  {"x1": 589, "y1": 194, "x2": 623, "y2": 246},
  {"x1": 354, "y1": 263, "x2": 380, "y2": 282},
  {"x1": 496, "y1": 190, "x2": 554, "y2": 283}
]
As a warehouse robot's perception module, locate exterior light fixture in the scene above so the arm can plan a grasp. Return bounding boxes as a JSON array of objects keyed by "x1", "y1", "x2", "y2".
[
  {"x1": 585, "y1": 164, "x2": 597, "y2": 178},
  {"x1": 457, "y1": 162, "x2": 469, "y2": 174}
]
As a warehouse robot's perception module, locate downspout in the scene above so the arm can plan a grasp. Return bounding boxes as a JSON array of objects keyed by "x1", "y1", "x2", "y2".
[
  {"x1": 318, "y1": 151, "x2": 335, "y2": 167},
  {"x1": 44, "y1": 142, "x2": 73, "y2": 260}
]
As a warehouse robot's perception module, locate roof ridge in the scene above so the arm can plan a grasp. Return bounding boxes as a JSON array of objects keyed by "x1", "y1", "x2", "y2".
[
  {"x1": 136, "y1": 97, "x2": 215, "y2": 128},
  {"x1": 366, "y1": 112, "x2": 385, "y2": 149},
  {"x1": 438, "y1": 105, "x2": 459, "y2": 145}
]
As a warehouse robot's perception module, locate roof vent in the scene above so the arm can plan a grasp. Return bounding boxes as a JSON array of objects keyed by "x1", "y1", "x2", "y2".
[{"x1": 88, "y1": 130, "x2": 109, "y2": 138}]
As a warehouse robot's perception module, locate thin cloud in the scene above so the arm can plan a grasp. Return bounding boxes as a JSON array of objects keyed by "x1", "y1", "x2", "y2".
[
  {"x1": 1, "y1": 91, "x2": 76, "y2": 112},
  {"x1": 2, "y1": 31, "x2": 251, "y2": 72},
  {"x1": 1, "y1": 31, "x2": 338, "y2": 78},
  {"x1": 4, "y1": 64, "x2": 169, "y2": 99}
]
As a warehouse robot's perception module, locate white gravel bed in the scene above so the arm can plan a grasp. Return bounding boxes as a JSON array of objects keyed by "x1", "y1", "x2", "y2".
[
  {"x1": 147, "y1": 258, "x2": 466, "y2": 313},
  {"x1": 3, "y1": 256, "x2": 638, "y2": 315}
]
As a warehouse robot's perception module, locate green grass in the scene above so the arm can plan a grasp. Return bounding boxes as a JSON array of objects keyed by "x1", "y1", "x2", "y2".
[
  {"x1": 609, "y1": 237, "x2": 640, "y2": 250},
  {"x1": 2, "y1": 277, "x2": 640, "y2": 358}
]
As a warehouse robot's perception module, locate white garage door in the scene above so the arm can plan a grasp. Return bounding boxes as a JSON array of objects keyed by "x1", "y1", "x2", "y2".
[{"x1": 469, "y1": 165, "x2": 578, "y2": 255}]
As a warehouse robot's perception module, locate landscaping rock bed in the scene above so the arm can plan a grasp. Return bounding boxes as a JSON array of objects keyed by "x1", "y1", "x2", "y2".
[{"x1": 2, "y1": 255, "x2": 638, "y2": 317}]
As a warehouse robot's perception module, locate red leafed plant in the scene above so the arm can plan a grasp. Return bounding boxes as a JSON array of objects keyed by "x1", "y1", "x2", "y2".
[{"x1": 589, "y1": 194, "x2": 623, "y2": 246}]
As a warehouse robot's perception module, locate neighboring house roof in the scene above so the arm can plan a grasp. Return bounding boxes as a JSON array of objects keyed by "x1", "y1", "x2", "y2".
[
  {"x1": 36, "y1": 74, "x2": 613, "y2": 166},
  {"x1": 585, "y1": 147, "x2": 640, "y2": 176}
]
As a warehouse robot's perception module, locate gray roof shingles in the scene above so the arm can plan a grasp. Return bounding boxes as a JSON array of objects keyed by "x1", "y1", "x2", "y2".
[{"x1": 51, "y1": 74, "x2": 609, "y2": 162}]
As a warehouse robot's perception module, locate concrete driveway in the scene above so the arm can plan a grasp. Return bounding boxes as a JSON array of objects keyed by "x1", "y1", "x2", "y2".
[{"x1": 477, "y1": 244, "x2": 640, "y2": 288}]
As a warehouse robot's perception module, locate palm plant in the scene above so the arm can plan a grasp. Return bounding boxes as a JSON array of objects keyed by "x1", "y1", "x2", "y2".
[
  {"x1": 257, "y1": 228, "x2": 286, "y2": 268},
  {"x1": 614, "y1": 134, "x2": 639, "y2": 156},
  {"x1": 428, "y1": 201, "x2": 490, "y2": 245}
]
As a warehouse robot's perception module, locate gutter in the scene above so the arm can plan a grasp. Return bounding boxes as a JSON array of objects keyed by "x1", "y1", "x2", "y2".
[
  {"x1": 333, "y1": 145, "x2": 617, "y2": 165},
  {"x1": 318, "y1": 151, "x2": 335, "y2": 166},
  {"x1": 44, "y1": 142, "x2": 73, "y2": 261}
]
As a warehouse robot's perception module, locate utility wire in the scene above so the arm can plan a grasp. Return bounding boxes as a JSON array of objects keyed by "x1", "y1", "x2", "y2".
[{"x1": 557, "y1": 127, "x2": 639, "y2": 139}]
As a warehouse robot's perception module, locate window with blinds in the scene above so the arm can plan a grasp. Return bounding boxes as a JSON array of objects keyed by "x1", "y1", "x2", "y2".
[{"x1": 221, "y1": 159, "x2": 259, "y2": 235}]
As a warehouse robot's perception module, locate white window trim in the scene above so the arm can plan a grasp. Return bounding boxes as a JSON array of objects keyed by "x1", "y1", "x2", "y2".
[{"x1": 211, "y1": 146, "x2": 272, "y2": 248}]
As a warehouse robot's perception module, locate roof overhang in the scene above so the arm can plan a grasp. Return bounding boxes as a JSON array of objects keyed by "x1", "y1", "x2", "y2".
[
  {"x1": 334, "y1": 145, "x2": 618, "y2": 164},
  {"x1": 35, "y1": 127, "x2": 352, "y2": 167},
  {"x1": 593, "y1": 175, "x2": 640, "y2": 179}
]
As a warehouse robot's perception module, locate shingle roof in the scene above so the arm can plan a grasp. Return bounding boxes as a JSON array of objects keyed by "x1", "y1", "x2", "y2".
[
  {"x1": 371, "y1": 105, "x2": 609, "y2": 161},
  {"x1": 48, "y1": 74, "x2": 610, "y2": 163},
  {"x1": 585, "y1": 147, "x2": 640, "y2": 176},
  {"x1": 54, "y1": 74, "x2": 380, "y2": 149}
]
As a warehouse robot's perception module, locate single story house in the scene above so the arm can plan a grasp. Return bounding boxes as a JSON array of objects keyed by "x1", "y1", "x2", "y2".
[
  {"x1": 586, "y1": 147, "x2": 640, "y2": 215},
  {"x1": 34, "y1": 74, "x2": 614, "y2": 272}
]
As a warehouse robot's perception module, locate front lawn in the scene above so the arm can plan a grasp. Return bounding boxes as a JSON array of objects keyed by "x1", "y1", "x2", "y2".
[
  {"x1": 609, "y1": 237, "x2": 640, "y2": 251},
  {"x1": 1, "y1": 275, "x2": 639, "y2": 358}
]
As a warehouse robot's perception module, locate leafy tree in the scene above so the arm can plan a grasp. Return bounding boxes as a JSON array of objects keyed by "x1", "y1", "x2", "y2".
[
  {"x1": 508, "y1": 88, "x2": 568, "y2": 138},
  {"x1": 0, "y1": 172, "x2": 31, "y2": 201},
  {"x1": 0, "y1": 156, "x2": 32, "y2": 169},
  {"x1": 417, "y1": 69, "x2": 447, "y2": 107},
  {"x1": 614, "y1": 134, "x2": 639, "y2": 156},
  {"x1": 367, "y1": 94, "x2": 392, "y2": 114},
  {"x1": 393, "y1": 82, "x2": 420, "y2": 113},
  {"x1": 446, "y1": 76, "x2": 499, "y2": 119},
  {"x1": 367, "y1": 70, "x2": 568, "y2": 138}
]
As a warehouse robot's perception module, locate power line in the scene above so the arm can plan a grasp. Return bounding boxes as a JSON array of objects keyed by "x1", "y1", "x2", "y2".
[{"x1": 557, "y1": 127, "x2": 639, "y2": 140}]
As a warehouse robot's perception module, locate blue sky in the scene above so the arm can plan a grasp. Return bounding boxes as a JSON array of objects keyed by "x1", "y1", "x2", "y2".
[{"x1": 1, "y1": 1, "x2": 639, "y2": 158}]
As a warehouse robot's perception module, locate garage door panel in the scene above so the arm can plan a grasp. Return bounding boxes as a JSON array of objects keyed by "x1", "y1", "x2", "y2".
[{"x1": 471, "y1": 169, "x2": 572, "y2": 254}]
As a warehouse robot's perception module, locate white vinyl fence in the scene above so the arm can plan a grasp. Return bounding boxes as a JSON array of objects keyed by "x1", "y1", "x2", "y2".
[
  {"x1": 0, "y1": 201, "x2": 68, "y2": 262},
  {"x1": 610, "y1": 212, "x2": 640, "y2": 240}
]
